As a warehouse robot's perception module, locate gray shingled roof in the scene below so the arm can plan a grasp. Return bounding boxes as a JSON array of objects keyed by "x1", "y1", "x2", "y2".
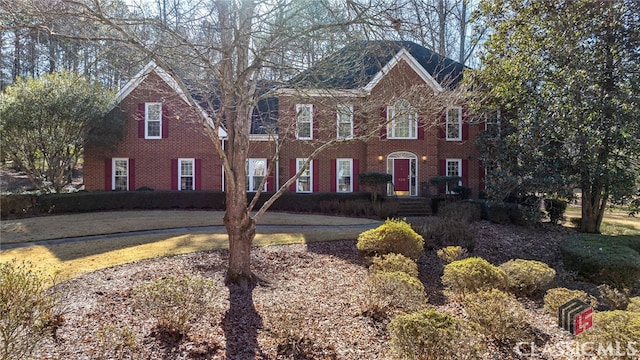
[{"x1": 288, "y1": 40, "x2": 465, "y2": 90}]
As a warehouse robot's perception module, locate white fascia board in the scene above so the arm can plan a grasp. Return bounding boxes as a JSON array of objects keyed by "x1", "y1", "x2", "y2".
[
  {"x1": 272, "y1": 88, "x2": 368, "y2": 97},
  {"x1": 363, "y1": 48, "x2": 444, "y2": 93},
  {"x1": 111, "y1": 61, "x2": 227, "y2": 139}
]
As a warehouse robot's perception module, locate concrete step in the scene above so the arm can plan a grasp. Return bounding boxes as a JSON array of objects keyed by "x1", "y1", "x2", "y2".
[{"x1": 395, "y1": 197, "x2": 431, "y2": 217}]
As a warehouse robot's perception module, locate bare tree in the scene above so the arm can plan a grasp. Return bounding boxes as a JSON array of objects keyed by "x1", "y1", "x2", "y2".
[{"x1": 1, "y1": 0, "x2": 462, "y2": 283}]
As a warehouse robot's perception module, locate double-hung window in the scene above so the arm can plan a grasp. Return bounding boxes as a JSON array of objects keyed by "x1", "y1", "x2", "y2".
[
  {"x1": 446, "y1": 158, "x2": 462, "y2": 193},
  {"x1": 387, "y1": 100, "x2": 417, "y2": 139},
  {"x1": 296, "y1": 104, "x2": 313, "y2": 140},
  {"x1": 336, "y1": 104, "x2": 354, "y2": 139},
  {"x1": 179, "y1": 158, "x2": 195, "y2": 191},
  {"x1": 145, "y1": 103, "x2": 162, "y2": 139},
  {"x1": 112, "y1": 158, "x2": 129, "y2": 191},
  {"x1": 296, "y1": 158, "x2": 312, "y2": 192},
  {"x1": 246, "y1": 158, "x2": 267, "y2": 191},
  {"x1": 446, "y1": 106, "x2": 462, "y2": 141},
  {"x1": 336, "y1": 158, "x2": 353, "y2": 192}
]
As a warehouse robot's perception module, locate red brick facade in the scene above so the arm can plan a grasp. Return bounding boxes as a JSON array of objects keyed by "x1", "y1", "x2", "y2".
[{"x1": 85, "y1": 54, "x2": 483, "y2": 197}]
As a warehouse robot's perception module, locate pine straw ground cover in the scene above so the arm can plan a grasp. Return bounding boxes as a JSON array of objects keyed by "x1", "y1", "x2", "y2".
[{"x1": 36, "y1": 221, "x2": 599, "y2": 359}]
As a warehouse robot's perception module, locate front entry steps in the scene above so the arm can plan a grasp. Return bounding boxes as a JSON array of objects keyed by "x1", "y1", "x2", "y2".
[{"x1": 395, "y1": 197, "x2": 431, "y2": 217}]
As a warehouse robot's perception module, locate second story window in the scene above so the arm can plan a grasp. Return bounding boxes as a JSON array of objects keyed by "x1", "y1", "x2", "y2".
[
  {"x1": 145, "y1": 102, "x2": 162, "y2": 139},
  {"x1": 446, "y1": 106, "x2": 462, "y2": 141},
  {"x1": 337, "y1": 104, "x2": 354, "y2": 139},
  {"x1": 387, "y1": 100, "x2": 417, "y2": 139},
  {"x1": 296, "y1": 104, "x2": 313, "y2": 140}
]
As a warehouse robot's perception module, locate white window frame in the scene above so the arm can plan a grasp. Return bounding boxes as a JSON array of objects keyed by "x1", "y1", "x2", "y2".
[
  {"x1": 112, "y1": 158, "x2": 129, "y2": 191},
  {"x1": 145, "y1": 102, "x2": 162, "y2": 139},
  {"x1": 178, "y1": 158, "x2": 195, "y2": 191},
  {"x1": 296, "y1": 104, "x2": 313, "y2": 140},
  {"x1": 336, "y1": 158, "x2": 353, "y2": 192},
  {"x1": 296, "y1": 158, "x2": 313, "y2": 193},
  {"x1": 446, "y1": 106, "x2": 462, "y2": 141},
  {"x1": 446, "y1": 158, "x2": 463, "y2": 193},
  {"x1": 336, "y1": 104, "x2": 354, "y2": 140},
  {"x1": 387, "y1": 101, "x2": 417, "y2": 139},
  {"x1": 246, "y1": 158, "x2": 267, "y2": 192}
]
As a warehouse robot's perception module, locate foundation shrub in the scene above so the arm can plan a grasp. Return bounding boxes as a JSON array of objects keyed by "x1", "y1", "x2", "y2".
[
  {"x1": 436, "y1": 246, "x2": 469, "y2": 264},
  {"x1": 576, "y1": 310, "x2": 640, "y2": 360},
  {"x1": 499, "y1": 259, "x2": 556, "y2": 297},
  {"x1": 356, "y1": 219, "x2": 425, "y2": 261},
  {"x1": 133, "y1": 275, "x2": 218, "y2": 340},
  {"x1": 0, "y1": 260, "x2": 59, "y2": 360},
  {"x1": 543, "y1": 198, "x2": 568, "y2": 225},
  {"x1": 543, "y1": 287, "x2": 598, "y2": 316},
  {"x1": 462, "y1": 289, "x2": 533, "y2": 345},
  {"x1": 388, "y1": 309, "x2": 485, "y2": 360},
  {"x1": 628, "y1": 297, "x2": 640, "y2": 312},
  {"x1": 597, "y1": 284, "x2": 630, "y2": 311},
  {"x1": 369, "y1": 254, "x2": 419, "y2": 278},
  {"x1": 415, "y1": 216, "x2": 477, "y2": 252},
  {"x1": 361, "y1": 271, "x2": 427, "y2": 320},
  {"x1": 560, "y1": 235, "x2": 640, "y2": 289},
  {"x1": 441, "y1": 257, "x2": 508, "y2": 298},
  {"x1": 437, "y1": 201, "x2": 483, "y2": 223}
]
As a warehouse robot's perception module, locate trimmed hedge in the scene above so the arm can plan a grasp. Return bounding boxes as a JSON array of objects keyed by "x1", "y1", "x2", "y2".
[
  {"x1": 1, "y1": 191, "x2": 374, "y2": 219},
  {"x1": 560, "y1": 235, "x2": 640, "y2": 289}
]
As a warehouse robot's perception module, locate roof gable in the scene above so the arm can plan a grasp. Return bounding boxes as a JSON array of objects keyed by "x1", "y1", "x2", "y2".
[
  {"x1": 287, "y1": 41, "x2": 466, "y2": 92},
  {"x1": 113, "y1": 61, "x2": 227, "y2": 138}
]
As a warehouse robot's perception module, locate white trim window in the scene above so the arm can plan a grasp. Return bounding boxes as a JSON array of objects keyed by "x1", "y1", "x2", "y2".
[
  {"x1": 336, "y1": 104, "x2": 354, "y2": 139},
  {"x1": 296, "y1": 104, "x2": 313, "y2": 140},
  {"x1": 336, "y1": 158, "x2": 353, "y2": 192},
  {"x1": 145, "y1": 102, "x2": 162, "y2": 139},
  {"x1": 296, "y1": 158, "x2": 312, "y2": 193},
  {"x1": 446, "y1": 106, "x2": 462, "y2": 141},
  {"x1": 446, "y1": 158, "x2": 462, "y2": 193},
  {"x1": 387, "y1": 100, "x2": 417, "y2": 139},
  {"x1": 246, "y1": 158, "x2": 267, "y2": 191},
  {"x1": 179, "y1": 158, "x2": 195, "y2": 191},
  {"x1": 112, "y1": 158, "x2": 129, "y2": 191}
]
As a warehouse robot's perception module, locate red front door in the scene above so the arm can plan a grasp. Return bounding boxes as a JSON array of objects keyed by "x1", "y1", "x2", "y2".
[{"x1": 394, "y1": 159, "x2": 410, "y2": 192}]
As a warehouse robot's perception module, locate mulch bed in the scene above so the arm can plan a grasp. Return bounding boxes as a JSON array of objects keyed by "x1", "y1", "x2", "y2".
[{"x1": 36, "y1": 221, "x2": 587, "y2": 359}]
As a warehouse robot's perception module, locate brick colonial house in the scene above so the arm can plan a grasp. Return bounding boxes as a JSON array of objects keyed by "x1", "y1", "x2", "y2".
[{"x1": 84, "y1": 41, "x2": 484, "y2": 199}]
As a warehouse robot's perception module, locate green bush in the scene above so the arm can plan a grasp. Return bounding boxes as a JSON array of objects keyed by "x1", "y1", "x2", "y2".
[
  {"x1": 486, "y1": 201, "x2": 541, "y2": 226},
  {"x1": 628, "y1": 297, "x2": 640, "y2": 312},
  {"x1": 597, "y1": 284, "x2": 631, "y2": 311},
  {"x1": 369, "y1": 254, "x2": 419, "y2": 278},
  {"x1": 388, "y1": 309, "x2": 485, "y2": 360},
  {"x1": 361, "y1": 271, "x2": 427, "y2": 320},
  {"x1": 96, "y1": 325, "x2": 139, "y2": 360},
  {"x1": 560, "y1": 235, "x2": 640, "y2": 289},
  {"x1": 436, "y1": 246, "x2": 469, "y2": 264},
  {"x1": 543, "y1": 287, "x2": 598, "y2": 316},
  {"x1": 462, "y1": 289, "x2": 533, "y2": 345},
  {"x1": 0, "y1": 260, "x2": 59, "y2": 360},
  {"x1": 499, "y1": 259, "x2": 556, "y2": 297},
  {"x1": 441, "y1": 257, "x2": 508, "y2": 298},
  {"x1": 576, "y1": 310, "x2": 640, "y2": 360},
  {"x1": 414, "y1": 217, "x2": 477, "y2": 251},
  {"x1": 133, "y1": 275, "x2": 218, "y2": 339},
  {"x1": 437, "y1": 201, "x2": 483, "y2": 223},
  {"x1": 356, "y1": 219, "x2": 425, "y2": 261},
  {"x1": 543, "y1": 198, "x2": 568, "y2": 224}
]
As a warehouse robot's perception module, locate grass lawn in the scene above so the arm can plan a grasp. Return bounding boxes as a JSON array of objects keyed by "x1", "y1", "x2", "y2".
[
  {"x1": 0, "y1": 211, "x2": 381, "y2": 283},
  {"x1": 564, "y1": 205, "x2": 640, "y2": 235}
]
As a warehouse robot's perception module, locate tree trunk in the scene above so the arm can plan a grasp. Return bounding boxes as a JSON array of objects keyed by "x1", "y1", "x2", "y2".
[
  {"x1": 581, "y1": 185, "x2": 607, "y2": 233},
  {"x1": 224, "y1": 204, "x2": 256, "y2": 285}
]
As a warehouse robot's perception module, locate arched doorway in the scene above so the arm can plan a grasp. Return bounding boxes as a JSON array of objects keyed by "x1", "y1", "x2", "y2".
[{"x1": 386, "y1": 151, "x2": 418, "y2": 196}]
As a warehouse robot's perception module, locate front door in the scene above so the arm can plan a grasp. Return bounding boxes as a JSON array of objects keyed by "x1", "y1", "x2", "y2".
[{"x1": 394, "y1": 159, "x2": 410, "y2": 193}]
